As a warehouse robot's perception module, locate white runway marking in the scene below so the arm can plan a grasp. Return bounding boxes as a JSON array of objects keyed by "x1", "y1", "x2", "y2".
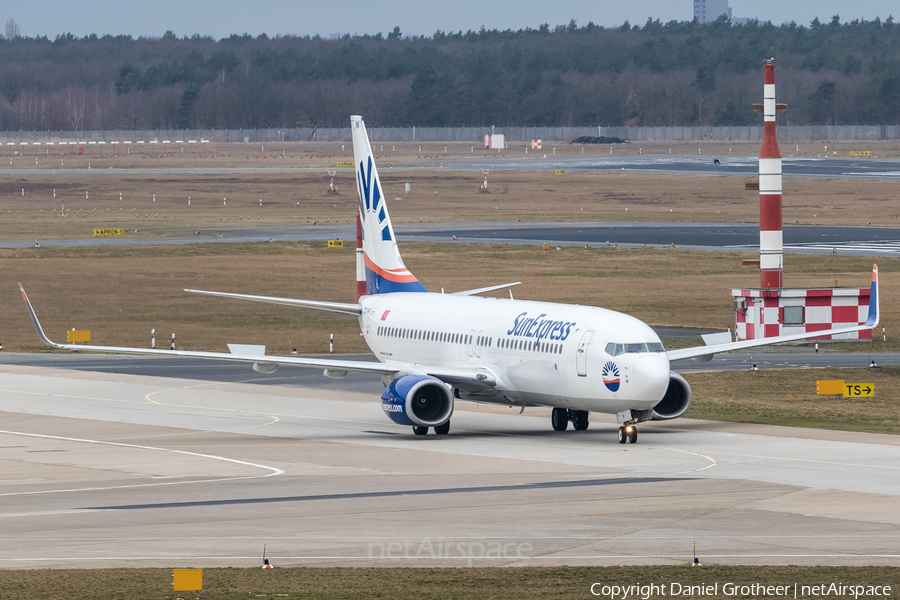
[
  {"x1": 0, "y1": 429, "x2": 284, "y2": 497},
  {"x1": 1, "y1": 554, "x2": 899, "y2": 564},
  {"x1": 729, "y1": 240, "x2": 900, "y2": 254}
]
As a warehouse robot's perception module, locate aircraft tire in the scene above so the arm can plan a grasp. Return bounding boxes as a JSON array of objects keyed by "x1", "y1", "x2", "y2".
[
  {"x1": 617, "y1": 426, "x2": 627, "y2": 444},
  {"x1": 629, "y1": 428, "x2": 638, "y2": 444},
  {"x1": 551, "y1": 407, "x2": 568, "y2": 431},
  {"x1": 572, "y1": 410, "x2": 589, "y2": 431},
  {"x1": 434, "y1": 421, "x2": 450, "y2": 435},
  {"x1": 412, "y1": 426, "x2": 429, "y2": 436}
]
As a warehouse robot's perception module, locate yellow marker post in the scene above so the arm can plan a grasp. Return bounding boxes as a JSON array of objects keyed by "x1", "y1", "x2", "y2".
[
  {"x1": 844, "y1": 383, "x2": 874, "y2": 398},
  {"x1": 173, "y1": 569, "x2": 202, "y2": 596},
  {"x1": 327, "y1": 240, "x2": 344, "y2": 248},
  {"x1": 816, "y1": 380, "x2": 844, "y2": 395},
  {"x1": 66, "y1": 330, "x2": 91, "y2": 343}
]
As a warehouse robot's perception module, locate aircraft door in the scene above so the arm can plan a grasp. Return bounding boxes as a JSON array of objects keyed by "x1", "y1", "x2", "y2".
[
  {"x1": 576, "y1": 330, "x2": 595, "y2": 377},
  {"x1": 475, "y1": 330, "x2": 484, "y2": 358}
]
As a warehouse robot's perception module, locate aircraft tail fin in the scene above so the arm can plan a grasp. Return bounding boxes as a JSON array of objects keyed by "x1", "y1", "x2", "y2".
[{"x1": 351, "y1": 115, "x2": 428, "y2": 295}]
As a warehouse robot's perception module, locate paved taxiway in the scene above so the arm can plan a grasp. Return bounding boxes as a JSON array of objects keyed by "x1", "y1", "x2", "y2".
[
  {"x1": 1, "y1": 350, "x2": 897, "y2": 391},
  {"x1": 4, "y1": 154, "x2": 900, "y2": 179},
  {"x1": 4, "y1": 222, "x2": 900, "y2": 257},
  {"x1": 2, "y1": 362, "x2": 900, "y2": 568}
]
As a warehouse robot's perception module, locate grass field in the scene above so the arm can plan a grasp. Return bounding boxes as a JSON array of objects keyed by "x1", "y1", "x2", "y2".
[
  {"x1": 5, "y1": 138, "x2": 900, "y2": 169},
  {"x1": 0, "y1": 566, "x2": 897, "y2": 599},
  {"x1": 1, "y1": 243, "x2": 893, "y2": 354},
  {"x1": 683, "y1": 367, "x2": 900, "y2": 434},
  {"x1": 2, "y1": 156, "x2": 900, "y2": 241}
]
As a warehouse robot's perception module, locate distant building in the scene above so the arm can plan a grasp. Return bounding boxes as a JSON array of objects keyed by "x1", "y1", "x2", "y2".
[{"x1": 693, "y1": 0, "x2": 731, "y2": 24}]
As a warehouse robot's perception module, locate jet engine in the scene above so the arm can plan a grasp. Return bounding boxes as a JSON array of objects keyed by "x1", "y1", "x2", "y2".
[
  {"x1": 650, "y1": 371, "x2": 692, "y2": 420},
  {"x1": 381, "y1": 375, "x2": 454, "y2": 427}
]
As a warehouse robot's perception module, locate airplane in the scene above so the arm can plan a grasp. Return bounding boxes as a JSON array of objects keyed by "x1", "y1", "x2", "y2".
[{"x1": 19, "y1": 115, "x2": 880, "y2": 443}]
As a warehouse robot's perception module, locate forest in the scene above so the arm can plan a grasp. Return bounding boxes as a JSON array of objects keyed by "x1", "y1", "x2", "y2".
[{"x1": 1, "y1": 15, "x2": 899, "y2": 130}]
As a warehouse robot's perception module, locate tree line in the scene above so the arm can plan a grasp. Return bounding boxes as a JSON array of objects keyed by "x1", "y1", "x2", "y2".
[{"x1": 1, "y1": 15, "x2": 899, "y2": 131}]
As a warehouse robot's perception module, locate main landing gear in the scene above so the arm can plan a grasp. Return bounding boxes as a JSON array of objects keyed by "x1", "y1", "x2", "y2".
[
  {"x1": 617, "y1": 424, "x2": 638, "y2": 444},
  {"x1": 412, "y1": 421, "x2": 451, "y2": 436},
  {"x1": 551, "y1": 408, "x2": 590, "y2": 432}
]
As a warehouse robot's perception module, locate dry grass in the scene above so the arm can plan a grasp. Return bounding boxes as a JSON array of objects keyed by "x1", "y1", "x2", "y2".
[
  {"x1": 2, "y1": 152, "x2": 900, "y2": 241},
  {"x1": 6, "y1": 138, "x2": 900, "y2": 169},
  {"x1": 0, "y1": 566, "x2": 897, "y2": 599},
  {"x1": 685, "y1": 367, "x2": 900, "y2": 433},
  {"x1": 0, "y1": 243, "x2": 894, "y2": 356}
]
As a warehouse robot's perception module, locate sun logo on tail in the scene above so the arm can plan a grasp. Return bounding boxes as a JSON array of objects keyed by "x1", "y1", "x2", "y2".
[{"x1": 602, "y1": 361, "x2": 620, "y2": 392}]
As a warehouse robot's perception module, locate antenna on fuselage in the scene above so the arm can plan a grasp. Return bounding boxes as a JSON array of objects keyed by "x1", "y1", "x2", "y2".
[{"x1": 509, "y1": 289, "x2": 514, "y2": 300}]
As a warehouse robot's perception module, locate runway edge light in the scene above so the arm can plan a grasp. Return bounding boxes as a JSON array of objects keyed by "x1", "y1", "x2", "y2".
[{"x1": 262, "y1": 544, "x2": 274, "y2": 569}]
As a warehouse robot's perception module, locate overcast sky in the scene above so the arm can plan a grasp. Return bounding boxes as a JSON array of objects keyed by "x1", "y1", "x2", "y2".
[{"x1": 5, "y1": 1, "x2": 897, "y2": 39}]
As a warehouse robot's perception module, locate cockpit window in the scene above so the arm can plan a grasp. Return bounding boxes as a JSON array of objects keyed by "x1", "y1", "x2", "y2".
[{"x1": 606, "y1": 342, "x2": 666, "y2": 356}]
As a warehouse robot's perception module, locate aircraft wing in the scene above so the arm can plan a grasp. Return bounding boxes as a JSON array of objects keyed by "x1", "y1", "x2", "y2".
[
  {"x1": 18, "y1": 283, "x2": 496, "y2": 386},
  {"x1": 667, "y1": 264, "x2": 880, "y2": 362}
]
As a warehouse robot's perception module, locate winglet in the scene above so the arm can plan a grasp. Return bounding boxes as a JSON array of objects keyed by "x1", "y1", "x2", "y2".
[
  {"x1": 18, "y1": 283, "x2": 63, "y2": 349},
  {"x1": 865, "y1": 263, "x2": 879, "y2": 328}
]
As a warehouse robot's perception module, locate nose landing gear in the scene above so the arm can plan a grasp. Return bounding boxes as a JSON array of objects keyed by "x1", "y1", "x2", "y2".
[{"x1": 617, "y1": 424, "x2": 638, "y2": 444}]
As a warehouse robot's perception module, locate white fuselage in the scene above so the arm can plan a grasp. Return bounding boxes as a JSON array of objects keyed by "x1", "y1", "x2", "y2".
[{"x1": 358, "y1": 293, "x2": 671, "y2": 414}]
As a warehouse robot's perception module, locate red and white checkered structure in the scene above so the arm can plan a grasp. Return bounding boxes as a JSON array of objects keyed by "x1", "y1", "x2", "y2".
[
  {"x1": 484, "y1": 134, "x2": 505, "y2": 150},
  {"x1": 731, "y1": 287, "x2": 872, "y2": 341},
  {"x1": 531, "y1": 139, "x2": 542, "y2": 149}
]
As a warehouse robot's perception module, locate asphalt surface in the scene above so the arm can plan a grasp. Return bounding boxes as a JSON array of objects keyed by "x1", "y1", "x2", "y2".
[
  {"x1": 403, "y1": 222, "x2": 900, "y2": 256},
  {"x1": 1, "y1": 349, "x2": 893, "y2": 394},
  {"x1": 5, "y1": 221, "x2": 900, "y2": 257},
  {"x1": 2, "y1": 366, "x2": 900, "y2": 568},
  {"x1": 4, "y1": 154, "x2": 900, "y2": 179}
]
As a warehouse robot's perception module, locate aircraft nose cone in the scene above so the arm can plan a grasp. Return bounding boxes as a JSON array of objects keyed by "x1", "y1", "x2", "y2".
[{"x1": 633, "y1": 354, "x2": 670, "y2": 401}]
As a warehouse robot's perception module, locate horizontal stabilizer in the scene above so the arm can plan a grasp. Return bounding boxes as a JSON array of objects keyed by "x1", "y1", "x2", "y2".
[
  {"x1": 185, "y1": 289, "x2": 361, "y2": 315},
  {"x1": 453, "y1": 282, "x2": 522, "y2": 296}
]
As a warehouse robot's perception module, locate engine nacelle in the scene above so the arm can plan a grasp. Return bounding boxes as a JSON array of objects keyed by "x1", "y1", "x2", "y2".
[
  {"x1": 651, "y1": 371, "x2": 692, "y2": 421},
  {"x1": 381, "y1": 375, "x2": 454, "y2": 428}
]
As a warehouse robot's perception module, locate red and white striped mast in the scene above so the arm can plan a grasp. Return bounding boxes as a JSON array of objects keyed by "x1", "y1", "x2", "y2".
[{"x1": 759, "y1": 58, "x2": 783, "y2": 288}]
